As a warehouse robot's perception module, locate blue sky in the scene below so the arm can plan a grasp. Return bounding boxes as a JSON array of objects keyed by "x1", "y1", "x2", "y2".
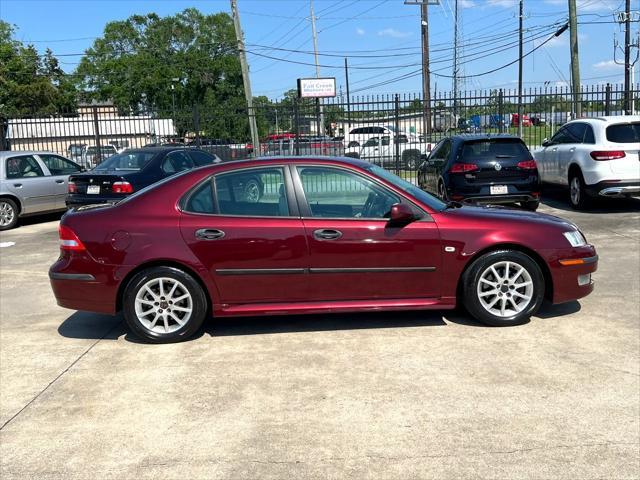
[{"x1": 0, "y1": 0, "x2": 636, "y2": 99}]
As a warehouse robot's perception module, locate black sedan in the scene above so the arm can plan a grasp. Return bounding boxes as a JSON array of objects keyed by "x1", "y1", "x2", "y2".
[
  {"x1": 418, "y1": 134, "x2": 541, "y2": 211},
  {"x1": 66, "y1": 147, "x2": 219, "y2": 208}
]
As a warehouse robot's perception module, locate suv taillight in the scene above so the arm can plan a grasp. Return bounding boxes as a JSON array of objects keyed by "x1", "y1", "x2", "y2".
[
  {"x1": 68, "y1": 181, "x2": 77, "y2": 193},
  {"x1": 112, "y1": 181, "x2": 133, "y2": 193},
  {"x1": 517, "y1": 160, "x2": 538, "y2": 169},
  {"x1": 590, "y1": 150, "x2": 626, "y2": 161},
  {"x1": 450, "y1": 163, "x2": 479, "y2": 173},
  {"x1": 59, "y1": 225, "x2": 86, "y2": 251}
]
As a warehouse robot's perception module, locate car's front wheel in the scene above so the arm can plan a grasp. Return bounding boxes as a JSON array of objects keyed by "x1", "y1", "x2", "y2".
[
  {"x1": 123, "y1": 266, "x2": 208, "y2": 343},
  {"x1": 462, "y1": 250, "x2": 545, "y2": 327}
]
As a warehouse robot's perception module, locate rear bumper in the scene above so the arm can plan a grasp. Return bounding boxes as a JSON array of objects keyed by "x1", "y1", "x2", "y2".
[
  {"x1": 584, "y1": 180, "x2": 640, "y2": 198},
  {"x1": 49, "y1": 254, "x2": 124, "y2": 315},
  {"x1": 66, "y1": 195, "x2": 122, "y2": 208}
]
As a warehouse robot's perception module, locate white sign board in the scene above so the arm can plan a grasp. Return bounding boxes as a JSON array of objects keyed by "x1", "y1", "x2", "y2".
[{"x1": 297, "y1": 77, "x2": 337, "y2": 98}]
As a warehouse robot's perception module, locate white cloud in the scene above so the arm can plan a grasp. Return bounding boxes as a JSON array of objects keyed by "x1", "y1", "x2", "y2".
[
  {"x1": 593, "y1": 60, "x2": 624, "y2": 70},
  {"x1": 377, "y1": 28, "x2": 412, "y2": 39},
  {"x1": 356, "y1": 27, "x2": 365, "y2": 36},
  {"x1": 545, "y1": 0, "x2": 621, "y2": 12},
  {"x1": 460, "y1": 0, "x2": 476, "y2": 7}
]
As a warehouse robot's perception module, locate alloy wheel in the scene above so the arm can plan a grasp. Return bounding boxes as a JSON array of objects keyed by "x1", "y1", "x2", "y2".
[
  {"x1": 0, "y1": 201, "x2": 15, "y2": 227},
  {"x1": 134, "y1": 277, "x2": 193, "y2": 334},
  {"x1": 476, "y1": 260, "x2": 534, "y2": 318},
  {"x1": 570, "y1": 176, "x2": 581, "y2": 207}
]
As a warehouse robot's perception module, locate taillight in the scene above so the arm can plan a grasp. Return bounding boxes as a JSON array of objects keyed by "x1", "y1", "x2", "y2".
[
  {"x1": 59, "y1": 225, "x2": 86, "y2": 251},
  {"x1": 590, "y1": 151, "x2": 626, "y2": 161},
  {"x1": 68, "y1": 181, "x2": 77, "y2": 193},
  {"x1": 112, "y1": 181, "x2": 133, "y2": 193},
  {"x1": 517, "y1": 160, "x2": 538, "y2": 169},
  {"x1": 450, "y1": 163, "x2": 479, "y2": 173}
]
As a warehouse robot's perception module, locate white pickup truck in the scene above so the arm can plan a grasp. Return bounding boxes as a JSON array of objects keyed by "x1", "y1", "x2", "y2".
[{"x1": 344, "y1": 135, "x2": 434, "y2": 169}]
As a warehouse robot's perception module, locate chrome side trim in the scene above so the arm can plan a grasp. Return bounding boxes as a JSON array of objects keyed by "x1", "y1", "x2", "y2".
[{"x1": 216, "y1": 268, "x2": 307, "y2": 276}]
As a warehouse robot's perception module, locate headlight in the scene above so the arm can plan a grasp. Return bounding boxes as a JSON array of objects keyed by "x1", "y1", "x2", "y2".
[{"x1": 563, "y1": 230, "x2": 587, "y2": 247}]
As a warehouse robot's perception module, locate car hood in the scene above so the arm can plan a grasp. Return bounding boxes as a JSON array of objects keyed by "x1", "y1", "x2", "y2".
[{"x1": 441, "y1": 204, "x2": 578, "y2": 230}]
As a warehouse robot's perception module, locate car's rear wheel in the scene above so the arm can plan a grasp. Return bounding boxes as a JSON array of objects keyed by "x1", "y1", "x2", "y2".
[
  {"x1": 123, "y1": 266, "x2": 207, "y2": 343},
  {"x1": 569, "y1": 170, "x2": 590, "y2": 210},
  {"x1": 0, "y1": 199, "x2": 18, "y2": 231},
  {"x1": 521, "y1": 200, "x2": 539, "y2": 211},
  {"x1": 438, "y1": 181, "x2": 449, "y2": 201},
  {"x1": 462, "y1": 250, "x2": 544, "y2": 327},
  {"x1": 402, "y1": 150, "x2": 420, "y2": 170}
]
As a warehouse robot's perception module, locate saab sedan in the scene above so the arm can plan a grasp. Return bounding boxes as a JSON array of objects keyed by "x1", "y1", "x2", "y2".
[{"x1": 50, "y1": 157, "x2": 597, "y2": 343}]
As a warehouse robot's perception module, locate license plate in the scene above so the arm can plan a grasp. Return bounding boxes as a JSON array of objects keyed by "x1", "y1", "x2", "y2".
[
  {"x1": 490, "y1": 185, "x2": 508, "y2": 195},
  {"x1": 86, "y1": 185, "x2": 100, "y2": 194}
]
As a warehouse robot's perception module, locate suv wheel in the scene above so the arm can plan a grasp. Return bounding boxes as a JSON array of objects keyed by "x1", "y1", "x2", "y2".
[
  {"x1": 462, "y1": 250, "x2": 545, "y2": 327},
  {"x1": 438, "y1": 181, "x2": 449, "y2": 201},
  {"x1": 569, "y1": 170, "x2": 590, "y2": 210},
  {"x1": 123, "y1": 266, "x2": 207, "y2": 343},
  {"x1": 0, "y1": 199, "x2": 18, "y2": 231},
  {"x1": 402, "y1": 151, "x2": 420, "y2": 170}
]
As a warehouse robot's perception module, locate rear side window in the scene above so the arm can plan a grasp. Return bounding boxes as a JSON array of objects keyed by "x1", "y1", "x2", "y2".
[
  {"x1": 606, "y1": 122, "x2": 640, "y2": 143},
  {"x1": 565, "y1": 123, "x2": 587, "y2": 143},
  {"x1": 584, "y1": 125, "x2": 595, "y2": 144},
  {"x1": 214, "y1": 168, "x2": 288, "y2": 217},
  {"x1": 189, "y1": 150, "x2": 217, "y2": 166},
  {"x1": 185, "y1": 180, "x2": 215, "y2": 214},
  {"x1": 460, "y1": 140, "x2": 530, "y2": 162}
]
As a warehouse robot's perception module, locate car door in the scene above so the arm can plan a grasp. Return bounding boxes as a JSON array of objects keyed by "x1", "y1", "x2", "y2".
[
  {"x1": 557, "y1": 122, "x2": 587, "y2": 185},
  {"x1": 37, "y1": 154, "x2": 83, "y2": 208},
  {"x1": 426, "y1": 139, "x2": 451, "y2": 194},
  {"x1": 542, "y1": 128, "x2": 570, "y2": 184},
  {"x1": 294, "y1": 164, "x2": 441, "y2": 301},
  {"x1": 3, "y1": 154, "x2": 57, "y2": 214},
  {"x1": 179, "y1": 165, "x2": 309, "y2": 305},
  {"x1": 419, "y1": 140, "x2": 442, "y2": 192}
]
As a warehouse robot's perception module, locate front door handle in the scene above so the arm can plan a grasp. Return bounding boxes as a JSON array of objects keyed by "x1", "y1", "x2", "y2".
[
  {"x1": 13, "y1": 183, "x2": 22, "y2": 188},
  {"x1": 313, "y1": 229, "x2": 342, "y2": 240},
  {"x1": 195, "y1": 228, "x2": 225, "y2": 240},
  {"x1": 55, "y1": 179, "x2": 65, "y2": 184}
]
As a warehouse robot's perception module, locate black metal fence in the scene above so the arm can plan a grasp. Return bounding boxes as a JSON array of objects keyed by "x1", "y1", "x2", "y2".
[{"x1": 2, "y1": 83, "x2": 638, "y2": 181}]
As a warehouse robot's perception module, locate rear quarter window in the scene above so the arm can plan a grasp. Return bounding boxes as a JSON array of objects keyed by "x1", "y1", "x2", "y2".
[{"x1": 606, "y1": 122, "x2": 640, "y2": 143}]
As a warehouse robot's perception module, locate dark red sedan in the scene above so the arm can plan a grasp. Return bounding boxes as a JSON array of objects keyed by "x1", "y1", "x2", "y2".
[{"x1": 50, "y1": 157, "x2": 597, "y2": 343}]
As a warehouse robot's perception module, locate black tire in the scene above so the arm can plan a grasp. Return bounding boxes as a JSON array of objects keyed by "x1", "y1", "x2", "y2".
[
  {"x1": 0, "y1": 198, "x2": 19, "y2": 231},
  {"x1": 123, "y1": 266, "x2": 208, "y2": 343},
  {"x1": 521, "y1": 200, "x2": 539, "y2": 211},
  {"x1": 462, "y1": 250, "x2": 545, "y2": 327},
  {"x1": 437, "y1": 181, "x2": 449, "y2": 201},
  {"x1": 568, "y1": 170, "x2": 591, "y2": 210}
]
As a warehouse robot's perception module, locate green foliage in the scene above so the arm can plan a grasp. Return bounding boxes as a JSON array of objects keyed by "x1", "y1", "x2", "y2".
[
  {"x1": 0, "y1": 21, "x2": 77, "y2": 116},
  {"x1": 75, "y1": 8, "x2": 246, "y2": 138}
]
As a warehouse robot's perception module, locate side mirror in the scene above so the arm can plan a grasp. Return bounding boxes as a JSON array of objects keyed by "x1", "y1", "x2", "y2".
[
  {"x1": 542, "y1": 138, "x2": 550, "y2": 147},
  {"x1": 80, "y1": 167, "x2": 87, "y2": 172},
  {"x1": 389, "y1": 203, "x2": 416, "y2": 225}
]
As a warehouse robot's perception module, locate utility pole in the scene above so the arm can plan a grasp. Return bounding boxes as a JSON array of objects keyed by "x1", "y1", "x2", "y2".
[
  {"x1": 453, "y1": 0, "x2": 459, "y2": 117},
  {"x1": 421, "y1": 2, "x2": 432, "y2": 136},
  {"x1": 568, "y1": 0, "x2": 581, "y2": 118},
  {"x1": 517, "y1": 0, "x2": 524, "y2": 138},
  {"x1": 310, "y1": 0, "x2": 324, "y2": 135},
  {"x1": 230, "y1": 0, "x2": 260, "y2": 156},
  {"x1": 344, "y1": 57, "x2": 351, "y2": 131},
  {"x1": 624, "y1": 0, "x2": 632, "y2": 114},
  {"x1": 405, "y1": 1, "x2": 438, "y2": 137}
]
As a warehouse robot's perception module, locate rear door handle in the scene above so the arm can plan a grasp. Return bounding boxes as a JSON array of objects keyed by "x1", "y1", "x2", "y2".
[
  {"x1": 13, "y1": 183, "x2": 22, "y2": 188},
  {"x1": 313, "y1": 229, "x2": 342, "y2": 240},
  {"x1": 55, "y1": 179, "x2": 65, "y2": 184},
  {"x1": 195, "y1": 228, "x2": 225, "y2": 240}
]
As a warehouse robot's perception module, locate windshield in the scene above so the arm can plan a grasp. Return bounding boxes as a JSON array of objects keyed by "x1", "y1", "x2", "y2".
[
  {"x1": 366, "y1": 165, "x2": 446, "y2": 211},
  {"x1": 606, "y1": 122, "x2": 640, "y2": 143},
  {"x1": 94, "y1": 152, "x2": 155, "y2": 171}
]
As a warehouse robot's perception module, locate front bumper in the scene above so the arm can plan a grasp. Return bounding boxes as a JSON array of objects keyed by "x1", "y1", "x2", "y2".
[{"x1": 545, "y1": 246, "x2": 598, "y2": 304}]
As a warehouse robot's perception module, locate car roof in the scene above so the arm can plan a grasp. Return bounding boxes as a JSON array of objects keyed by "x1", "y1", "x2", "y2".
[
  {"x1": 189, "y1": 155, "x2": 374, "y2": 172},
  {"x1": 568, "y1": 115, "x2": 640, "y2": 125},
  {"x1": 0, "y1": 150, "x2": 62, "y2": 158},
  {"x1": 449, "y1": 134, "x2": 523, "y2": 142}
]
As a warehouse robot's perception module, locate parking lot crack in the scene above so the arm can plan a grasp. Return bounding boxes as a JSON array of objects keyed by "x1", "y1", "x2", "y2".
[{"x1": 0, "y1": 321, "x2": 120, "y2": 432}]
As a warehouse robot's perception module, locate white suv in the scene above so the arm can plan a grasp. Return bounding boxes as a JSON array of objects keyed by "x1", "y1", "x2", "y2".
[
  {"x1": 534, "y1": 116, "x2": 640, "y2": 209},
  {"x1": 345, "y1": 125, "x2": 410, "y2": 149}
]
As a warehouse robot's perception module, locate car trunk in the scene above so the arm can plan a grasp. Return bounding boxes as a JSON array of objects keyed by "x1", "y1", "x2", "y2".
[
  {"x1": 605, "y1": 122, "x2": 640, "y2": 176},
  {"x1": 69, "y1": 172, "x2": 130, "y2": 199},
  {"x1": 457, "y1": 139, "x2": 533, "y2": 186}
]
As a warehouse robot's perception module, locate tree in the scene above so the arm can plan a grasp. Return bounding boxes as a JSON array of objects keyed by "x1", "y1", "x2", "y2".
[
  {"x1": 0, "y1": 21, "x2": 77, "y2": 116},
  {"x1": 75, "y1": 8, "x2": 243, "y2": 123}
]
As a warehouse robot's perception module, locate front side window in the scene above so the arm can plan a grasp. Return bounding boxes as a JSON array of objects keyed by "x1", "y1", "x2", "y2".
[
  {"x1": 215, "y1": 167, "x2": 288, "y2": 217},
  {"x1": 5, "y1": 155, "x2": 45, "y2": 178},
  {"x1": 39, "y1": 154, "x2": 81, "y2": 175},
  {"x1": 297, "y1": 166, "x2": 399, "y2": 219}
]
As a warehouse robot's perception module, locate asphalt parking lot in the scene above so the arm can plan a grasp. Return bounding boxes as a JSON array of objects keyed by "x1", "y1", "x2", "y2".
[{"x1": 1, "y1": 192, "x2": 639, "y2": 479}]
